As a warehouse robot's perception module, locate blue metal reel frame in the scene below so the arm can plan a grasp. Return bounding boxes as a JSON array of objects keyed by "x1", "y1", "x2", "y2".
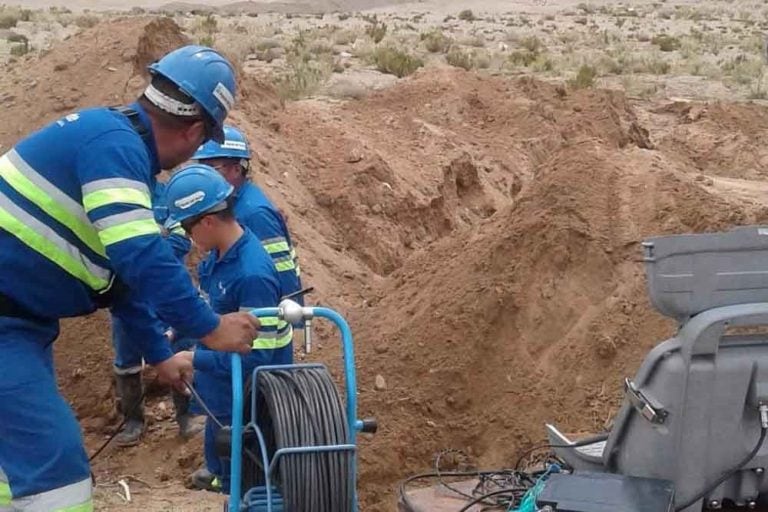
[{"x1": 228, "y1": 306, "x2": 364, "y2": 512}]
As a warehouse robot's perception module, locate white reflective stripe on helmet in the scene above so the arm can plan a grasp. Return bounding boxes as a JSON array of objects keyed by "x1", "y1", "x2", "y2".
[
  {"x1": 144, "y1": 83, "x2": 200, "y2": 117},
  {"x1": 221, "y1": 140, "x2": 247, "y2": 151}
]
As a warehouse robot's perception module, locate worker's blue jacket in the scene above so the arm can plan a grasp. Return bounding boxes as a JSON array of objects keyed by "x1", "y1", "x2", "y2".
[
  {"x1": 193, "y1": 228, "x2": 293, "y2": 418},
  {"x1": 233, "y1": 181, "x2": 302, "y2": 303},
  {"x1": 0, "y1": 103, "x2": 219, "y2": 364}
]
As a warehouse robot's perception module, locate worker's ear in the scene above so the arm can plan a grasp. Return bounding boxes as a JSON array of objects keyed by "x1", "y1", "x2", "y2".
[{"x1": 183, "y1": 120, "x2": 206, "y2": 145}]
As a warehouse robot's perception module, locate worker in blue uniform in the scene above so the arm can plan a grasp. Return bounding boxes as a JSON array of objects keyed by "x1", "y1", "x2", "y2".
[
  {"x1": 0, "y1": 45, "x2": 260, "y2": 512},
  {"x1": 162, "y1": 164, "x2": 293, "y2": 494},
  {"x1": 193, "y1": 126, "x2": 302, "y2": 304},
  {"x1": 110, "y1": 181, "x2": 203, "y2": 447}
]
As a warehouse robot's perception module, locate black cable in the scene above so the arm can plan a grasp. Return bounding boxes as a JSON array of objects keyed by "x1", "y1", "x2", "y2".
[
  {"x1": 398, "y1": 470, "x2": 541, "y2": 512},
  {"x1": 514, "y1": 433, "x2": 609, "y2": 470},
  {"x1": 434, "y1": 450, "x2": 479, "y2": 502},
  {"x1": 185, "y1": 381, "x2": 224, "y2": 429},
  {"x1": 252, "y1": 367, "x2": 351, "y2": 512},
  {"x1": 457, "y1": 488, "x2": 525, "y2": 512},
  {"x1": 675, "y1": 426, "x2": 768, "y2": 511}
]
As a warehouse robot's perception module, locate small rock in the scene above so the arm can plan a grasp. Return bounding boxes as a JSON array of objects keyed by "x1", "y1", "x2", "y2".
[
  {"x1": 426, "y1": 420, "x2": 437, "y2": 428},
  {"x1": 346, "y1": 148, "x2": 364, "y2": 163},
  {"x1": 371, "y1": 204, "x2": 382, "y2": 214},
  {"x1": 374, "y1": 344, "x2": 389, "y2": 354},
  {"x1": 107, "y1": 66, "x2": 118, "y2": 72},
  {"x1": 374, "y1": 374, "x2": 387, "y2": 391}
]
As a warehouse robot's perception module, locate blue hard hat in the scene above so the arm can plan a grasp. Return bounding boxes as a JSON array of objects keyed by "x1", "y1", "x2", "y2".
[
  {"x1": 193, "y1": 125, "x2": 251, "y2": 161},
  {"x1": 148, "y1": 45, "x2": 237, "y2": 143},
  {"x1": 164, "y1": 164, "x2": 234, "y2": 229}
]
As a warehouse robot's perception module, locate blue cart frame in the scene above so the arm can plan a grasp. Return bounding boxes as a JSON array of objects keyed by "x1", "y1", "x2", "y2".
[{"x1": 227, "y1": 305, "x2": 366, "y2": 512}]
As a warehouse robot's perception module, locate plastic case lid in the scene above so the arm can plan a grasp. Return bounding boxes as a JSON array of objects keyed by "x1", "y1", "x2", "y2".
[{"x1": 643, "y1": 226, "x2": 768, "y2": 321}]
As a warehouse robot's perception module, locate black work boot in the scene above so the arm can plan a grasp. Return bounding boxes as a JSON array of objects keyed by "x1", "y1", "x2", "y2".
[
  {"x1": 188, "y1": 467, "x2": 220, "y2": 492},
  {"x1": 173, "y1": 389, "x2": 206, "y2": 439},
  {"x1": 114, "y1": 372, "x2": 144, "y2": 447}
]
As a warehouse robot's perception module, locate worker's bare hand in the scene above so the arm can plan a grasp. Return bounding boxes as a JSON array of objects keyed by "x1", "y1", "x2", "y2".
[
  {"x1": 153, "y1": 352, "x2": 194, "y2": 394},
  {"x1": 201, "y1": 312, "x2": 258, "y2": 354}
]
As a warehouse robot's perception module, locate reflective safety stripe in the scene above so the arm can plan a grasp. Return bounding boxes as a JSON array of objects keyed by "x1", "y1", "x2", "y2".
[
  {"x1": 239, "y1": 311, "x2": 292, "y2": 349},
  {"x1": 0, "y1": 482, "x2": 10, "y2": 506},
  {"x1": 253, "y1": 325, "x2": 293, "y2": 349},
  {"x1": 0, "y1": 152, "x2": 106, "y2": 257},
  {"x1": 274, "y1": 255, "x2": 296, "y2": 272},
  {"x1": 170, "y1": 225, "x2": 186, "y2": 237},
  {"x1": 262, "y1": 236, "x2": 290, "y2": 255},
  {"x1": 81, "y1": 177, "x2": 150, "y2": 198},
  {"x1": 92, "y1": 208, "x2": 155, "y2": 231},
  {"x1": 82, "y1": 188, "x2": 151, "y2": 213},
  {"x1": 10, "y1": 477, "x2": 91, "y2": 512},
  {"x1": 0, "y1": 189, "x2": 111, "y2": 290},
  {"x1": 82, "y1": 178, "x2": 151, "y2": 213},
  {"x1": 98, "y1": 218, "x2": 161, "y2": 247}
]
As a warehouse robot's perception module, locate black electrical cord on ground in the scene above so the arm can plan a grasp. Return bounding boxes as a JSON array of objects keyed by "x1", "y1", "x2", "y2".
[
  {"x1": 398, "y1": 468, "x2": 551, "y2": 512},
  {"x1": 457, "y1": 488, "x2": 530, "y2": 512},
  {"x1": 250, "y1": 367, "x2": 352, "y2": 512},
  {"x1": 674, "y1": 426, "x2": 768, "y2": 512}
]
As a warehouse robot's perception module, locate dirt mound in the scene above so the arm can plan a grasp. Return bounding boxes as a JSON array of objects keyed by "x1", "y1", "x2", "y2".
[
  {"x1": 0, "y1": 17, "x2": 190, "y2": 149},
  {"x1": 7, "y1": 17, "x2": 768, "y2": 511},
  {"x1": 655, "y1": 101, "x2": 768, "y2": 180},
  {"x1": 132, "y1": 17, "x2": 189, "y2": 77}
]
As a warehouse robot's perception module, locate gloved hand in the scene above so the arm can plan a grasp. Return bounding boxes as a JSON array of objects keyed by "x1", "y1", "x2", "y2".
[
  {"x1": 153, "y1": 352, "x2": 194, "y2": 393},
  {"x1": 201, "y1": 312, "x2": 258, "y2": 354}
]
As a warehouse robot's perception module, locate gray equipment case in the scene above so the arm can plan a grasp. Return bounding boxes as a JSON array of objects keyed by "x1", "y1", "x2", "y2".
[{"x1": 546, "y1": 226, "x2": 768, "y2": 511}]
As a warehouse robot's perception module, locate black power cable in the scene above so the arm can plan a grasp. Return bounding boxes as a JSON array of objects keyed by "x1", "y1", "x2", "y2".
[
  {"x1": 675, "y1": 426, "x2": 768, "y2": 511},
  {"x1": 398, "y1": 468, "x2": 553, "y2": 512},
  {"x1": 249, "y1": 367, "x2": 352, "y2": 512}
]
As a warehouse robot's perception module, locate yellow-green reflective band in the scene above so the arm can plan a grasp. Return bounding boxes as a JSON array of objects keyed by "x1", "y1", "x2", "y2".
[
  {"x1": 0, "y1": 154, "x2": 106, "y2": 257},
  {"x1": 0, "y1": 482, "x2": 11, "y2": 505},
  {"x1": 171, "y1": 226, "x2": 186, "y2": 236},
  {"x1": 252, "y1": 328, "x2": 293, "y2": 349},
  {"x1": 82, "y1": 188, "x2": 151, "y2": 213},
  {"x1": 242, "y1": 314, "x2": 289, "y2": 330},
  {"x1": 99, "y1": 218, "x2": 161, "y2": 247},
  {"x1": 274, "y1": 256, "x2": 296, "y2": 272},
  {"x1": 0, "y1": 194, "x2": 111, "y2": 290},
  {"x1": 263, "y1": 240, "x2": 290, "y2": 254},
  {"x1": 211, "y1": 477, "x2": 221, "y2": 490},
  {"x1": 56, "y1": 500, "x2": 94, "y2": 512}
]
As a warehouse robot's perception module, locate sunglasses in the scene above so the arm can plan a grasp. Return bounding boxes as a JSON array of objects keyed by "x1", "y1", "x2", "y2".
[{"x1": 180, "y1": 214, "x2": 211, "y2": 234}]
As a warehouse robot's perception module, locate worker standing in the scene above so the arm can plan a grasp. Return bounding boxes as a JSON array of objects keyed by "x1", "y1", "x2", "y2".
[
  {"x1": 162, "y1": 164, "x2": 293, "y2": 493},
  {"x1": 0, "y1": 45, "x2": 259, "y2": 512},
  {"x1": 193, "y1": 126, "x2": 303, "y2": 303}
]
